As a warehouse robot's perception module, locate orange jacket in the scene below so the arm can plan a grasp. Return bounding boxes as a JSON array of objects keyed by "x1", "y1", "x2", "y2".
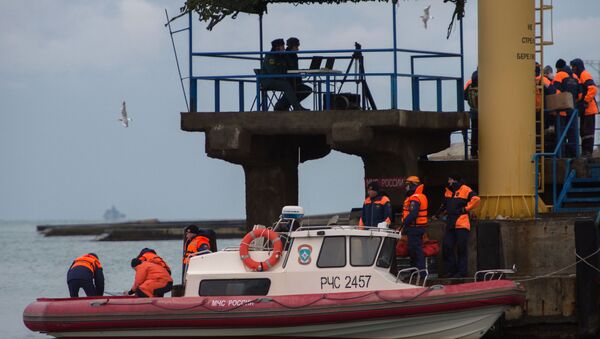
[
  {"x1": 358, "y1": 195, "x2": 392, "y2": 229},
  {"x1": 553, "y1": 71, "x2": 580, "y2": 117},
  {"x1": 70, "y1": 254, "x2": 102, "y2": 276},
  {"x1": 577, "y1": 70, "x2": 599, "y2": 115},
  {"x1": 183, "y1": 235, "x2": 211, "y2": 264},
  {"x1": 130, "y1": 262, "x2": 173, "y2": 297},
  {"x1": 402, "y1": 184, "x2": 428, "y2": 227},
  {"x1": 442, "y1": 184, "x2": 480, "y2": 230},
  {"x1": 139, "y1": 252, "x2": 171, "y2": 275}
]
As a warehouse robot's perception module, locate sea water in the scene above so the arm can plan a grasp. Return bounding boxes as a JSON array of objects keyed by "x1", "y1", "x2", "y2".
[{"x1": 0, "y1": 221, "x2": 240, "y2": 338}]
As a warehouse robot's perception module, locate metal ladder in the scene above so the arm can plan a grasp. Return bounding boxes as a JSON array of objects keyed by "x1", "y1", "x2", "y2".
[{"x1": 534, "y1": 0, "x2": 554, "y2": 204}]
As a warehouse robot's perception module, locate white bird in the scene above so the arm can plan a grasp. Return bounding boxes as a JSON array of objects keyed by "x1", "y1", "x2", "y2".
[
  {"x1": 118, "y1": 101, "x2": 132, "y2": 128},
  {"x1": 421, "y1": 5, "x2": 433, "y2": 29}
]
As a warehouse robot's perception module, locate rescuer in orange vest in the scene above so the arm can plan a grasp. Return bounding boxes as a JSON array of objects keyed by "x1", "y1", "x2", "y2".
[
  {"x1": 570, "y1": 58, "x2": 599, "y2": 157},
  {"x1": 552, "y1": 59, "x2": 580, "y2": 157},
  {"x1": 400, "y1": 176, "x2": 428, "y2": 275},
  {"x1": 137, "y1": 248, "x2": 171, "y2": 275},
  {"x1": 436, "y1": 174, "x2": 480, "y2": 278},
  {"x1": 358, "y1": 181, "x2": 392, "y2": 229},
  {"x1": 67, "y1": 253, "x2": 104, "y2": 297},
  {"x1": 183, "y1": 225, "x2": 211, "y2": 265},
  {"x1": 127, "y1": 259, "x2": 173, "y2": 297}
]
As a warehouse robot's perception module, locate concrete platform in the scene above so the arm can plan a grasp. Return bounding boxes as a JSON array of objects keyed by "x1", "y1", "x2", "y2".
[{"x1": 182, "y1": 109, "x2": 468, "y2": 229}]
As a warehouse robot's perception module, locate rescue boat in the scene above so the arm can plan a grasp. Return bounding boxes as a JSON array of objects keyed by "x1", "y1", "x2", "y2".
[{"x1": 24, "y1": 206, "x2": 524, "y2": 338}]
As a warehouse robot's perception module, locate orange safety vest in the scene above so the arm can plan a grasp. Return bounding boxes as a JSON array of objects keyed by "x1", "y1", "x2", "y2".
[
  {"x1": 448, "y1": 185, "x2": 480, "y2": 231},
  {"x1": 139, "y1": 252, "x2": 171, "y2": 274},
  {"x1": 402, "y1": 184, "x2": 428, "y2": 227},
  {"x1": 70, "y1": 254, "x2": 102, "y2": 276},
  {"x1": 183, "y1": 235, "x2": 211, "y2": 264},
  {"x1": 578, "y1": 70, "x2": 599, "y2": 116}
]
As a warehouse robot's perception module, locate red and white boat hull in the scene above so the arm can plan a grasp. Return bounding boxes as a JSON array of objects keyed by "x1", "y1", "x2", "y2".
[{"x1": 24, "y1": 280, "x2": 524, "y2": 338}]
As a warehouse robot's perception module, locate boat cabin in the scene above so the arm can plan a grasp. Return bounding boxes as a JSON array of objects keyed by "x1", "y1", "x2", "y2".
[{"x1": 184, "y1": 206, "x2": 423, "y2": 297}]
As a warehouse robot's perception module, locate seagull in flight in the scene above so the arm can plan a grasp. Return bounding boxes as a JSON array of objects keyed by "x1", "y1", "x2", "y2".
[
  {"x1": 421, "y1": 5, "x2": 433, "y2": 29},
  {"x1": 118, "y1": 101, "x2": 132, "y2": 128}
]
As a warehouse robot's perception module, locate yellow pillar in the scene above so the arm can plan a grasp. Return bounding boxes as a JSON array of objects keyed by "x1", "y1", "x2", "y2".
[{"x1": 478, "y1": 0, "x2": 537, "y2": 219}]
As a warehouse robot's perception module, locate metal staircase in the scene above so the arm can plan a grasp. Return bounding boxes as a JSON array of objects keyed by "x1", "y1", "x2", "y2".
[{"x1": 555, "y1": 161, "x2": 600, "y2": 212}]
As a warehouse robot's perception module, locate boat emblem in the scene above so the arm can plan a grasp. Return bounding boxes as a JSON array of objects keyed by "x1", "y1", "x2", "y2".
[{"x1": 298, "y1": 244, "x2": 313, "y2": 265}]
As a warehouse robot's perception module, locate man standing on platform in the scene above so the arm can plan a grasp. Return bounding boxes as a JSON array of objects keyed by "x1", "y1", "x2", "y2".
[
  {"x1": 358, "y1": 181, "x2": 392, "y2": 229},
  {"x1": 436, "y1": 174, "x2": 480, "y2": 278},
  {"x1": 400, "y1": 176, "x2": 428, "y2": 275},
  {"x1": 570, "y1": 58, "x2": 598, "y2": 157}
]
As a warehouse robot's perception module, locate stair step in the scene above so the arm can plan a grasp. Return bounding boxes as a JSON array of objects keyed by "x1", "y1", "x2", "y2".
[
  {"x1": 572, "y1": 178, "x2": 600, "y2": 183},
  {"x1": 563, "y1": 197, "x2": 600, "y2": 203},
  {"x1": 569, "y1": 187, "x2": 600, "y2": 193},
  {"x1": 555, "y1": 207, "x2": 600, "y2": 213}
]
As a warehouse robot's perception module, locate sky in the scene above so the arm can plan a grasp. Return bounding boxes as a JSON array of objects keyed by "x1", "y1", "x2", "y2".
[{"x1": 1, "y1": 0, "x2": 599, "y2": 221}]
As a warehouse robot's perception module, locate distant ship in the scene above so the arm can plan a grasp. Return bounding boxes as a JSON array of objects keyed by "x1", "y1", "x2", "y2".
[{"x1": 103, "y1": 205, "x2": 126, "y2": 221}]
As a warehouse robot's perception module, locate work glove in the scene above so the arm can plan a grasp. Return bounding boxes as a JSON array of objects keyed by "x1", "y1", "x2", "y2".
[{"x1": 127, "y1": 289, "x2": 135, "y2": 295}]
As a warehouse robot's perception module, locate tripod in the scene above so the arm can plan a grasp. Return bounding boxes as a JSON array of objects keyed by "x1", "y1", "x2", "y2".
[{"x1": 338, "y1": 42, "x2": 377, "y2": 110}]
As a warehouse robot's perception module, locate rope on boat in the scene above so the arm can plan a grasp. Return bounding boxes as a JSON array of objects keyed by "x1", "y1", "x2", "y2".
[{"x1": 516, "y1": 248, "x2": 600, "y2": 282}]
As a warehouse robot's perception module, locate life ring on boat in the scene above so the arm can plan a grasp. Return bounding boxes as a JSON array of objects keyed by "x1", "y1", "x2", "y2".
[{"x1": 239, "y1": 229, "x2": 282, "y2": 272}]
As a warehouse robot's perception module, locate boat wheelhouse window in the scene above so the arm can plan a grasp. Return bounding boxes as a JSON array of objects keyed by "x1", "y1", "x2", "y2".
[
  {"x1": 199, "y1": 279, "x2": 271, "y2": 296},
  {"x1": 350, "y1": 236, "x2": 382, "y2": 266},
  {"x1": 376, "y1": 237, "x2": 396, "y2": 268},
  {"x1": 317, "y1": 236, "x2": 346, "y2": 268}
]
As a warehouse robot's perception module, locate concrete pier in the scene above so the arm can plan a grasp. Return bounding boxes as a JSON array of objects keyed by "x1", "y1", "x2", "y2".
[{"x1": 182, "y1": 109, "x2": 468, "y2": 230}]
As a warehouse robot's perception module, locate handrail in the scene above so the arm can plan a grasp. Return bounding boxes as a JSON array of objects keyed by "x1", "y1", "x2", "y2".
[{"x1": 532, "y1": 108, "x2": 580, "y2": 217}]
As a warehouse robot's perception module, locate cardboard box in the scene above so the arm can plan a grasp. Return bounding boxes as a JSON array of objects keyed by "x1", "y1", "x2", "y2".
[{"x1": 545, "y1": 92, "x2": 574, "y2": 111}]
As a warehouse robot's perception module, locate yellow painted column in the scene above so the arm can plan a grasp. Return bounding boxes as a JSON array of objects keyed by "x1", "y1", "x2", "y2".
[{"x1": 478, "y1": 0, "x2": 537, "y2": 218}]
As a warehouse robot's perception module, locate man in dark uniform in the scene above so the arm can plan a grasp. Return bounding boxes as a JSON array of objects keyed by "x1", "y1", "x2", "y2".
[
  {"x1": 67, "y1": 253, "x2": 104, "y2": 297},
  {"x1": 279, "y1": 37, "x2": 312, "y2": 111},
  {"x1": 435, "y1": 174, "x2": 480, "y2": 278},
  {"x1": 261, "y1": 38, "x2": 308, "y2": 111},
  {"x1": 358, "y1": 181, "x2": 392, "y2": 229}
]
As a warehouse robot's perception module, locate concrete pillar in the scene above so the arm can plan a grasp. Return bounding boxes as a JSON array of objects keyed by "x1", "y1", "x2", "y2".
[
  {"x1": 478, "y1": 0, "x2": 536, "y2": 219},
  {"x1": 243, "y1": 160, "x2": 298, "y2": 230}
]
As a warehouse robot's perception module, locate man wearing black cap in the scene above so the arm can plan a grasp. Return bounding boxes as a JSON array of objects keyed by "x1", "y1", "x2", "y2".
[
  {"x1": 435, "y1": 174, "x2": 480, "y2": 278},
  {"x1": 358, "y1": 181, "x2": 392, "y2": 229},
  {"x1": 261, "y1": 38, "x2": 308, "y2": 111},
  {"x1": 280, "y1": 37, "x2": 312, "y2": 111}
]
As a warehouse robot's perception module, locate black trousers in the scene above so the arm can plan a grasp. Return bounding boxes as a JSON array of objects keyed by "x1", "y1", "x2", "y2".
[
  {"x1": 443, "y1": 227, "x2": 470, "y2": 277},
  {"x1": 581, "y1": 114, "x2": 596, "y2": 155},
  {"x1": 68, "y1": 279, "x2": 97, "y2": 297}
]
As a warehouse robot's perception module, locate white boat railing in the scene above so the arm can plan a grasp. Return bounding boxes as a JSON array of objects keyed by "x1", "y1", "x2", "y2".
[
  {"x1": 396, "y1": 267, "x2": 429, "y2": 287},
  {"x1": 474, "y1": 265, "x2": 517, "y2": 282}
]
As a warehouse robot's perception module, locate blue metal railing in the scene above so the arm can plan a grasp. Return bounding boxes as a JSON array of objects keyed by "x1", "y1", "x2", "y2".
[
  {"x1": 187, "y1": 48, "x2": 462, "y2": 113},
  {"x1": 532, "y1": 109, "x2": 581, "y2": 217}
]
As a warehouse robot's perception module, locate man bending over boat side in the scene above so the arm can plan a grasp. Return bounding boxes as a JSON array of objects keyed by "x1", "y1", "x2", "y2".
[
  {"x1": 127, "y1": 258, "x2": 173, "y2": 297},
  {"x1": 66, "y1": 253, "x2": 104, "y2": 297}
]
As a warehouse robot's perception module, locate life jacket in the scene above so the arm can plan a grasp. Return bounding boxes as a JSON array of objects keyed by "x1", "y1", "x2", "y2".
[
  {"x1": 402, "y1": 184, "x2": 428, "y2": 227},
  {"x1": 445, "y1": 184, "x2": 480, "y2": 231},
  {"x1": 70, "y1": 254, "x2": 102, "y2": 276},
  {"x1": 183, "y1": 235, "x2": 211, "y2": 264},
  {"x1": 139, "y1": 252, "x2": 171, "y2": 275}
]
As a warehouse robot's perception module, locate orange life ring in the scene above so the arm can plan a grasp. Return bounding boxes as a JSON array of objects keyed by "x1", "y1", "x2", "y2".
[{"x1": 239, "y1": 229, "x2": 282, "y2": 272}]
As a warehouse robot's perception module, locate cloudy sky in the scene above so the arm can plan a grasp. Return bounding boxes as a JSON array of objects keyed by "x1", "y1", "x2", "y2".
[{"x1": 1, "y1": 0, "x2": 599, "y2": 221}]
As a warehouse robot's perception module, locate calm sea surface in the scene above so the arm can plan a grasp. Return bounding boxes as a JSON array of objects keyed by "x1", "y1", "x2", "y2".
[{"x1": 0, "y1": 221, "x2": 240, "y2": 338}]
